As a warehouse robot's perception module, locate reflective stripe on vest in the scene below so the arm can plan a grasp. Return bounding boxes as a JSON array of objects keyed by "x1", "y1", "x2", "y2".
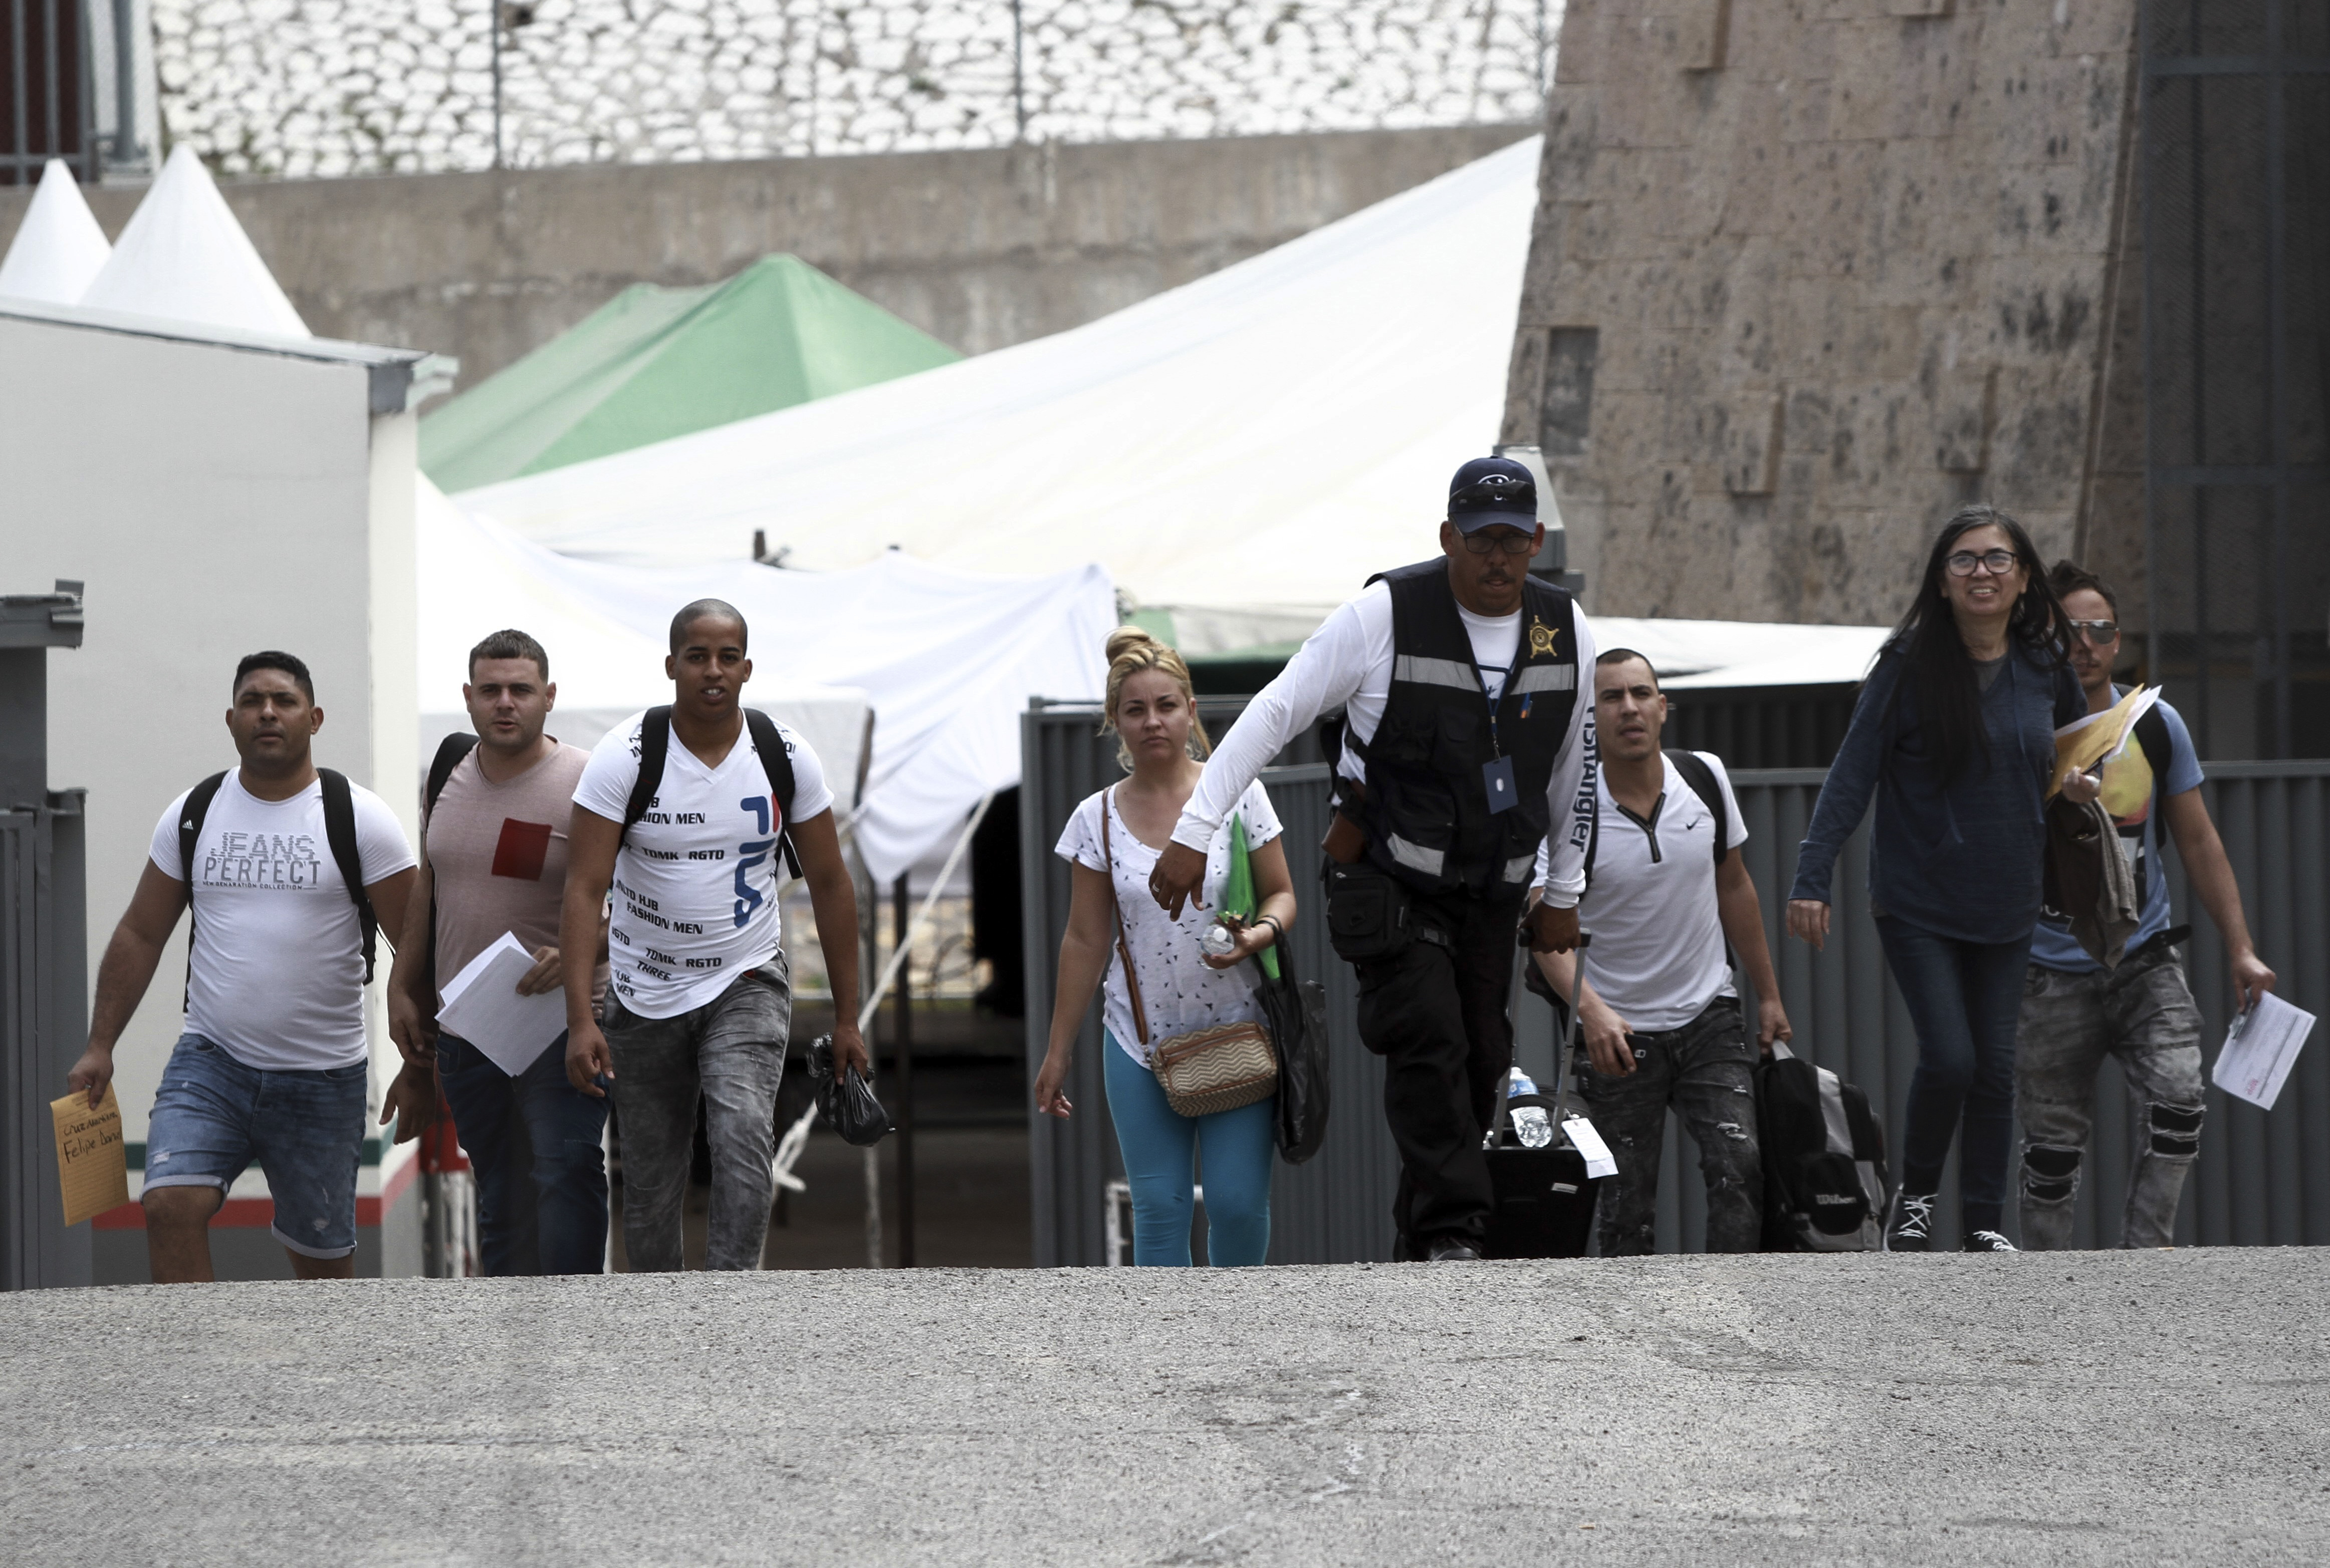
[
  {"x1": 1391, "y1": 654, "x2": 1479, "y2": 691},
  {"x1": 1385, "y1": 834, "x2": 1446, "y2": 876},
  {"x1": 1512, "y1": 664, "x2": 1578, "y2": 694}
]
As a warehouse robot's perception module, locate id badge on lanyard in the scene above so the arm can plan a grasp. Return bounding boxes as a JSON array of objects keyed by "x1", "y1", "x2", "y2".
[
  {"x1": 1481, "y1": 663, "x2": 1518, "y2": 813},
  {"x1": 1483, "y1": 754, "x2": 1517, "y2": 813}
]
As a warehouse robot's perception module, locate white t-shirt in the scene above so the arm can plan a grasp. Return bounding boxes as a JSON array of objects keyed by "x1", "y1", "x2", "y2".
[
  {"x1": 1056, "y1": 780, "x2": 1283, "y2": 1067},
  {"x1": 573, "y1": 710, "x2": 835, "y2": 1020},
  {"x1": 147, "y1": 771, "x2": 416, "y2": 1071},
  {"x1": 1535, "y1": 751, "x2": 1749, "y2": 1033},
  {"x1": 1171, "y1": 576, "x2": 1599, "y2": 905}
]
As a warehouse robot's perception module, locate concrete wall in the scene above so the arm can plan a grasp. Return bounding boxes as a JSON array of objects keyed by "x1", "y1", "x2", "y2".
[
  {"x1": 0, "y1": 311, "x2": 419, "y2": 1158},
  {"x1": 2, "y1": 124, "x2": 1534, "y2": 390},
  {"x1": 1501, "y1": 0, "x2": 2142, "y2": 625}
]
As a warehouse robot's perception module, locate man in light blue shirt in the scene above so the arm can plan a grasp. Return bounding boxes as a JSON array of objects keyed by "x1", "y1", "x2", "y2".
[{"x1": 2017, "y1": 564, "x2": 2276, "y2": 1249}]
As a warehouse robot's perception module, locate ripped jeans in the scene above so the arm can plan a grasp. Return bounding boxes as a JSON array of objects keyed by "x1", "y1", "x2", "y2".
[
  {"x1": 2016, "y1": 947, "x2": 2206, "y2": 1249},
  {"x1": 1576, "y1": 994, "x2": 1762, "y2": 1255}
]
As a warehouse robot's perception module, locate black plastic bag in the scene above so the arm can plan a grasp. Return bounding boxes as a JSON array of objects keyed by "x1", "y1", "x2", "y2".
[
  {"x1": 1257, "y1": 943, "x2": 1330, "y2": 1163},
  {"x1": 807, "y1": 1034, "x2": 892, "y2": 1147}
]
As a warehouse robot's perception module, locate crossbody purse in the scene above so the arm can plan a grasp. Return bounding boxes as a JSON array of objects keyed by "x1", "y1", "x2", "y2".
[{"x1": 1101, "y1": 793, "x2": 1278, "y2": 1119}]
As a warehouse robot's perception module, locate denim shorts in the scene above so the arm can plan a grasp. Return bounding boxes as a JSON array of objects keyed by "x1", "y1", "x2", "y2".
[{"x1": 143, "y1": 1033, "x2": 368, "y2": 1259}]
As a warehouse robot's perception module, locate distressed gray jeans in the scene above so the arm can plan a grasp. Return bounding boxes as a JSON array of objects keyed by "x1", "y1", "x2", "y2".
[
  {"x1": 2016, "y1": 946, "x2": 2205, "y2": 1250},
  {"x1": 1576, "y1": 994, "x2": 1762, "y2": 1255},
  {"x1": 604, "y1": 954, "x2": 792, "y2": 1271}
]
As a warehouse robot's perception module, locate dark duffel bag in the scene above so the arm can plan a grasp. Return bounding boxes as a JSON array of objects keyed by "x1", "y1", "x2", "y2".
[
  {"x1": 1481, "y1": 934, "x2": 1605, "y2": 1260},
  {"x1": 1756, "y1": 1041, "x2": 1889, "y2": 1252},
  {"x1": 1482, "y1": 1092, "x2": 1600, "y2": 1259}
]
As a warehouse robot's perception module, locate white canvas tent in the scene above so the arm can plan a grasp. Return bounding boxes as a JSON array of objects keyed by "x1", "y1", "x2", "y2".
[
  {"x1": 78, "y1": 145, "x2": 308, "y2": 337},
  {"x1": 417, "y1": 481, "x2": 1114, "y2": 880},
  {"x1": 0, "y1": 160, "x2": 111, "y2": 304},
  {"x1": 455, "y1": 136, "x2": 1546, "y2": 631},
  {"x1": 1590, "y1": 617, "x2": 1892, "y2": 689}
]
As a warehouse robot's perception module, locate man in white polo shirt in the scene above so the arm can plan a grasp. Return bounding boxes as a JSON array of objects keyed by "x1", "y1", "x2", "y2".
[
  {"x1": 1532, "y1": 648, "x2": 1790, "y2": 1255},
  {"x1": 560, "y1": 599, "x2": 867, "y2": 1271}
]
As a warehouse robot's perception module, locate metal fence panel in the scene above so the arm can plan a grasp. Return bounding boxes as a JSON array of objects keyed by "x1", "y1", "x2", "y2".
[
  {"x1": 1019, "y1": 702, "x2": 1387, "y2": 1266},
  {"x1": 1025, "y1": 718, "x2": 2330, "y2": 1262}
]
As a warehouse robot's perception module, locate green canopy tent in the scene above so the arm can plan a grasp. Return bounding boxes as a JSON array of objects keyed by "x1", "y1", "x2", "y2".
[{"x1": 420, "y1": 254, "x2": 961, "y2": 493}]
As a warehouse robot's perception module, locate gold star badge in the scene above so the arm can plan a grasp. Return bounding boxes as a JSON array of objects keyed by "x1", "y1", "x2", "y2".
[{"x1": 1529, "y1": 618, "x2": 1558, "y2": 657}]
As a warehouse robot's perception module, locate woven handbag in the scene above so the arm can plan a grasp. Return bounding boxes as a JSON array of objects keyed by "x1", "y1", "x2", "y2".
[{"x1": 1101, "y1": 793, "x2": 1279, "y2": 1119}]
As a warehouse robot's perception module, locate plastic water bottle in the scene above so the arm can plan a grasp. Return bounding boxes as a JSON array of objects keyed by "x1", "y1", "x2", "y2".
[
  {"x1": 1506, "y1": 1067, "x2": 1553, "y2": 1149},
  {"x1": 1200, "y1": 921, "x2": 1240, "y2": 959}
]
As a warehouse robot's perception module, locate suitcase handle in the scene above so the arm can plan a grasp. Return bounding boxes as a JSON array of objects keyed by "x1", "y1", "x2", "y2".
[{"x1": 1491, "y1": 931, "x2": 1590, "y2": 1149}]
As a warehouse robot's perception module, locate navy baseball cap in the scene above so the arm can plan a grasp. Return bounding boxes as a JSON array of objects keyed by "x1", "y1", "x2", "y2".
[{"x1": 1446, "y1": 455, "x2": 1539, "y2": 534}]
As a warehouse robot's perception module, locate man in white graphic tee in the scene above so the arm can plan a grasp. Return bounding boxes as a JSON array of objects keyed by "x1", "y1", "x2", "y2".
[
  {"x1": 561, "y1": 599, "x2": 867, "y2": 1270},
  {"x1": 66, "y1": 651, "x2": 416, "y2": 1283}
]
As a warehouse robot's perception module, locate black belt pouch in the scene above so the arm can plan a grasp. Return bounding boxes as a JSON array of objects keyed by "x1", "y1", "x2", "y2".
[{"x1": 1323, "y1": 860, "x2": 1414, "y2": 964}]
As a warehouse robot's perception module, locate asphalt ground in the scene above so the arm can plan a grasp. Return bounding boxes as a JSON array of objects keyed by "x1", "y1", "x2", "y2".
[{"x1": 4, "y1": 1247, "x2": 2324, "y2": 1565}]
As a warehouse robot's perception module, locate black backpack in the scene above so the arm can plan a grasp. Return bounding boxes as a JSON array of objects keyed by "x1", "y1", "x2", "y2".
[
  {"x1": 621, "y1": 706, "x2": 803, "y2": 879},
  {"x1": 413, "y1": 733, "x2": 485, "y2": 1004},
  {"x1": 1756, "y1": 1042, "x2": 1892, "y2": 1251},
  {"x1": 178, "y1": 768, "x2": 378, "y2": 1001}
]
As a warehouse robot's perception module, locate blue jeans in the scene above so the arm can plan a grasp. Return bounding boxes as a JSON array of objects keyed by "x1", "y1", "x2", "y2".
[
  {"x1": 1102, "y1": 1033, "x2": 1274, "y2": 1267},
  {"x1": 143, "y1": 1034, "x2": 367, "y2": 1258},
  {"x1": 1876, "y1": 916, "x2": 2031, "y2": 1232},
  {"x1": 437, "y1": 1031, "x2": 609, "y2": 1275}
]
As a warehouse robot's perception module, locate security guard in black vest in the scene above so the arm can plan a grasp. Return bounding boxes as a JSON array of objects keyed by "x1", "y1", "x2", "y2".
[{"x1": 1151, "y1": 457, "x2": 1596, "y2": 1260}]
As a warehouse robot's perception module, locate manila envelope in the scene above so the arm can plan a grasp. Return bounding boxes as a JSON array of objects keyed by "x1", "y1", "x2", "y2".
[{"x1": 51, "y1": 1084, "x2": 131, "y2": 1227}]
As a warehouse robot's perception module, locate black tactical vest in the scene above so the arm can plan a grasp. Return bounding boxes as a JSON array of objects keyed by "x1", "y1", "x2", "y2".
[{"x1": 1347, "y1": 560, "x2": 1582, "y2": 898}]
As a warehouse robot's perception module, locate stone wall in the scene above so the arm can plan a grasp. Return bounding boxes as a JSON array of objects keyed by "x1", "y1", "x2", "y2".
[
  {"x1": 5, "y1": 125, "x2": 1531, "y2": 384},
  {"x1": 1501, "y1": 0, "x2": 2143, "y2": 626},
  {"x1": 150, "y1": 0, "x2": 1555, "y2": 177}
]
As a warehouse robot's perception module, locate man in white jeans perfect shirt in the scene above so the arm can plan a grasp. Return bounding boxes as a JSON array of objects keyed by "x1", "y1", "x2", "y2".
[
  {"x1": 561, "y1": 600, "x2": 867, "y2": 1271},
  {"x1": 67, "y1": 652, "x2": 416, "y2": 1282},
  {"x1": 1151, "y1": 456, "x2": 1595, "y2": 1261},
  {"x1": 1531, "y1": 649, "x2": 1792, "y2": 1255}
]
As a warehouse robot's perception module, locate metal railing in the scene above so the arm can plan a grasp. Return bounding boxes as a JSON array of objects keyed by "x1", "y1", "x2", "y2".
[{"x1": 1023, "y1": 699, "x2": 2330, "y2": 1262}]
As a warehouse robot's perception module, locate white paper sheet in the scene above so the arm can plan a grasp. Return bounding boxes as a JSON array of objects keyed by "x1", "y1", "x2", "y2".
[
  {"x1": 1561, "y1": 1116, "x2": 1619, "y2": 1180},
  {"x1": 436, "y1": 932, "x2": 567, "y2": 1077},
  {"x1": 2212, "y1": 991, "x2": 2315, "y2": 1111}
]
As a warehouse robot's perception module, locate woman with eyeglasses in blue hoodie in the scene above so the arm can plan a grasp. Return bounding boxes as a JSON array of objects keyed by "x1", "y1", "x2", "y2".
[{"x1": 1786, "y1": 504, "x2": 2091, "y2": 1254}]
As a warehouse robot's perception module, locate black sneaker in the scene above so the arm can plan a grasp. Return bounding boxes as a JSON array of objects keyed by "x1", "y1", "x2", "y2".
[
  {"x1": 1962, "y1": 1229, "x2": 2018, "y2": 1253},
  {"x1": 1426, "y1": 1238, "x2": 1483, "y2": 1262},
  {"x1": 1885, "y1": 1192, "x2": 1937, "y2": 1252}
]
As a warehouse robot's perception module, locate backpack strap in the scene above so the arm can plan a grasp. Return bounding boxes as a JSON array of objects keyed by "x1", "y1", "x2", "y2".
[
  {"x1": 177, "y1": 771, "x2": 231, "y2": 1010},
  {"x1": 1664, "y1": 748, "x2": 1733, "y2": 866},
  {"x1": 416, "y1": 733, "x2": 481, "y2": 1009},
  {"x1": 621, "y1": 706, "x2": 674, "y2": 837},
  {"x1": 424, "y1": 733, "x2": 479, "y2": 821},
  {"x1": 318, "y1": 769, "x2": 380, "y2": 985},
  {"x1": 2134, "y1": 703, "x2": 2174, "y2": 795},
  {"x1": 742, "y1": 706, "x2": 804, "y2": 881}
]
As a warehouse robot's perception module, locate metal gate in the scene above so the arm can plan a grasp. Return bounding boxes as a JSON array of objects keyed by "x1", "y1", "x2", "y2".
[
  {"x1": 3, "y1": 0, "x2": 96, "y2": 184},
  {"x1": 2140, "y1": 0, "x2": 2330, "y2": 760}
]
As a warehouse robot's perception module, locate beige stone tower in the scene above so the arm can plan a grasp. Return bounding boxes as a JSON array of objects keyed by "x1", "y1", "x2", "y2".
[{"x1": 1502, "y1": 0, "x2": 2143, "y2": 627}]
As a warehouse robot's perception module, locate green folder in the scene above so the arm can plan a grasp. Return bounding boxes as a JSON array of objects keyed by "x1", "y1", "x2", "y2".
[{"x1": 1220, "y1": 813, "x2": 1279, "y2": 980}]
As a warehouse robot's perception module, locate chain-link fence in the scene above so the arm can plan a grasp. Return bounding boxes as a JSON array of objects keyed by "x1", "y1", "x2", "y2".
[{"x1": 152, "y1": 1, "x2": 1556, "y2": 179}]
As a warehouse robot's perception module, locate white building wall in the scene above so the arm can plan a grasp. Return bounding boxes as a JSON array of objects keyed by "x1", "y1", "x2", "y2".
[{"x1": 0, "y1": 313, "x2": 419, "y2": 1147}]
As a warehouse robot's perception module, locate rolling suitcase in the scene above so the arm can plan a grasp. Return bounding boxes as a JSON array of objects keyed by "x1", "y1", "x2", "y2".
[{"x1": 1482, "y1": 935, "x2": 1608, "y2": 1259}]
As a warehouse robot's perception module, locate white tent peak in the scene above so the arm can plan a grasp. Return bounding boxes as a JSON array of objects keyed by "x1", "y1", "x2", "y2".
[
  {"x1": 0, "y1": 160, "x2": 112, "y2": 305},
  {"x1": 77, "y1": 145, "x2": 307, "y2": 337}
]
